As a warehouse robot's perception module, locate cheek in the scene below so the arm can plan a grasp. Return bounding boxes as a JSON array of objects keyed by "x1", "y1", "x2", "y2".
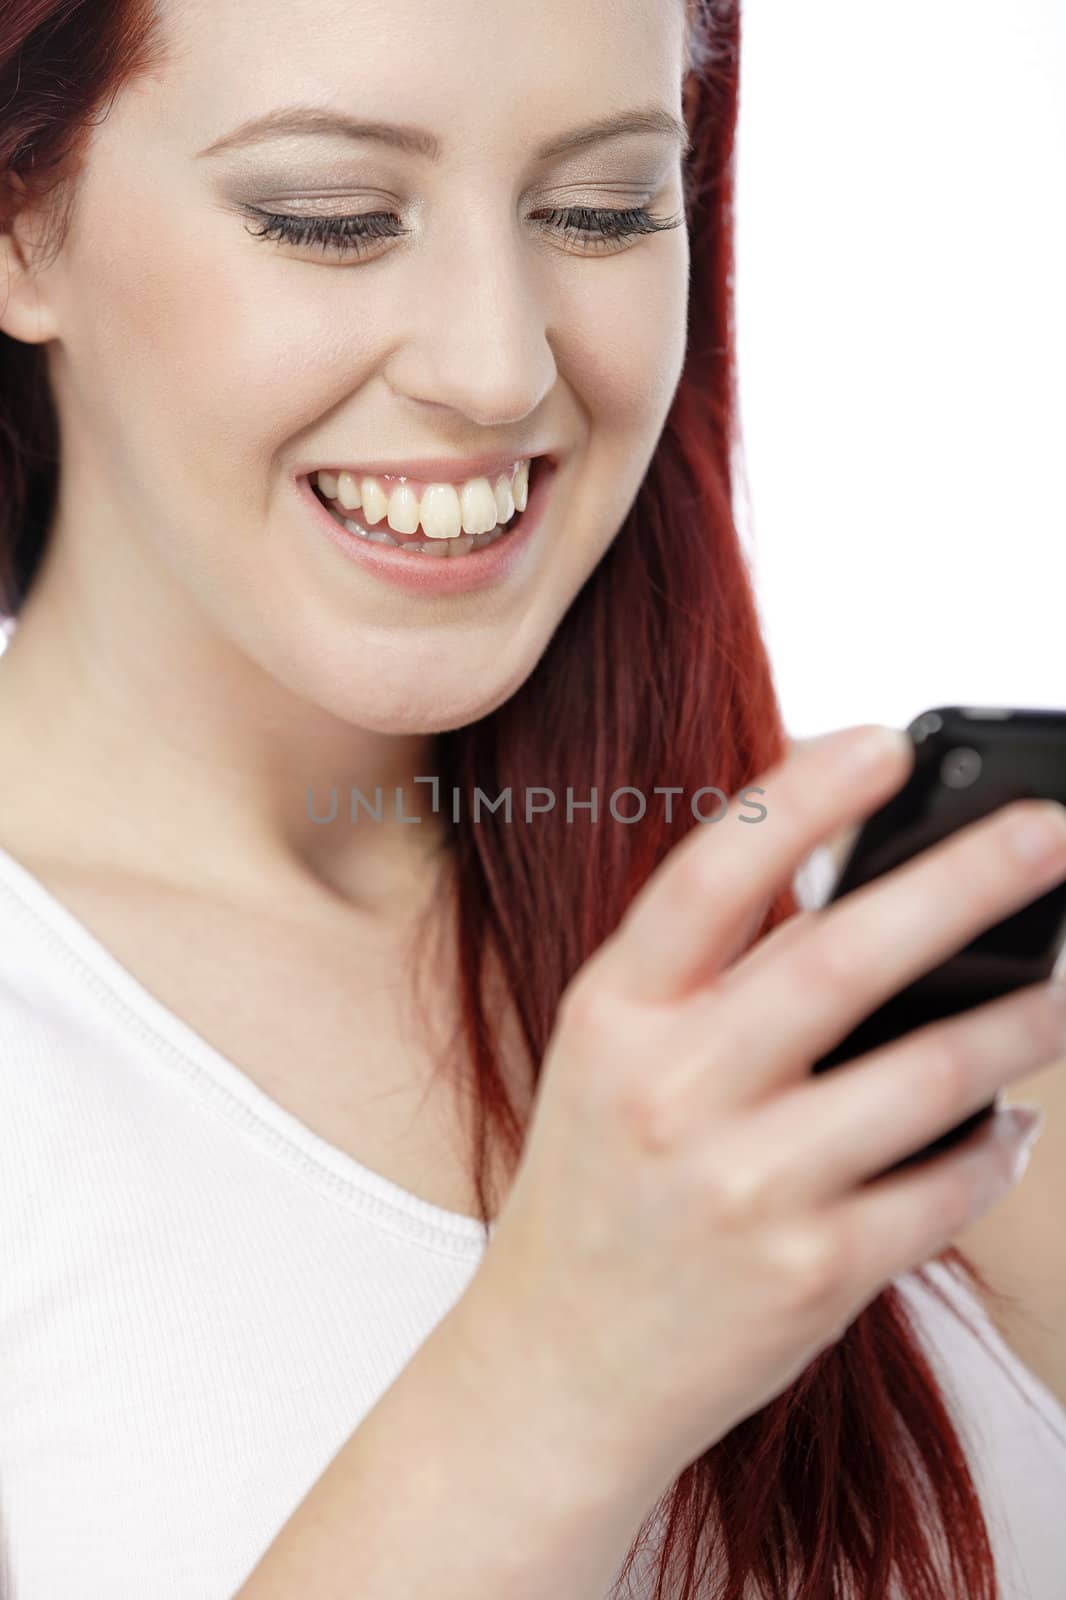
[
  {"x1": 560, "y1": 246, "x2": 689, "y2": 431},
  {"x1": 68, "y1": 183, "x2": 363, "y2": 499},
  {"x1": 549, "y1": 249, "x2": 689, "y2": 575},
  {"x1": 64, "y1": 197, "x2": 262, "y2": 479}
]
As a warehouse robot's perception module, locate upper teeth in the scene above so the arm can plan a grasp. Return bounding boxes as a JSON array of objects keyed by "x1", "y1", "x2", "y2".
[{"x1": 314, "y1": 459, "x2": 531, "y2": 540}]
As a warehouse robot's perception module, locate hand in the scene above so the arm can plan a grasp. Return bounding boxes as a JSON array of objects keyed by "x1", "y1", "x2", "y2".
[{"x1": 458, "y1": 726, "x2": 1066, "y2": 1498}]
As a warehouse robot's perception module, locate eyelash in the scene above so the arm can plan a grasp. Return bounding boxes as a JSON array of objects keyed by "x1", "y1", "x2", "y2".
[{"x1": 242, "y1": 204, "x2": 683, "y2": 258}]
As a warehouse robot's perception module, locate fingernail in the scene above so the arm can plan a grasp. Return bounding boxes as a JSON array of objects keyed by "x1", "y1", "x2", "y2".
[{"x1": 1001, "y1": 1105, "x2": 1045, "y2": 1179}]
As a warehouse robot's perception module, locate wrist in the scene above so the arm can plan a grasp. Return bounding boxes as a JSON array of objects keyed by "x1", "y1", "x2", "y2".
[{"x1": 442, "y1": 1277, "x2": 673, "y2": 1523}]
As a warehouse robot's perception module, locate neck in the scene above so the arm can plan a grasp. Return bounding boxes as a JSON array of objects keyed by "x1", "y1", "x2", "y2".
[{"x1": 0, "y1": 559, "x2": 450, "y2": 920}]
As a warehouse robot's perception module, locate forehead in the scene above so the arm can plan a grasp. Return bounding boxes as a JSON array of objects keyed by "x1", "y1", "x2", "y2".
[{"x1": 152, "y1": 0, "x2": 686, "y2": 155}]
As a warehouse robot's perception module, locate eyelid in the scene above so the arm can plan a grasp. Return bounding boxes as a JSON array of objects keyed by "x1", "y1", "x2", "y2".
[
  {"x1": 239, "y1": 199, "x2": 686, "y2": 263},
  {"x1": 233, "y1": 170, "x2": 674, "y2": 211}
]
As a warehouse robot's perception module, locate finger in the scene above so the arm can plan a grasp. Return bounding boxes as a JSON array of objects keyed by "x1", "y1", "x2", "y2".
[
  {"x1": 753, "y1": 979, "x2": 1066, "y2": 1204},
  {"x1": 702, "y1": 796, "x2": 1066, "y2": 1101},
  {"x1": 606, "y1": 725, "x2": 913, "y2": 1004},
  {"x1": 715, "y1": 908, "x2": 819, "y2": 989},
  {"x1": 829, "y1": 1104, "x2": 1043, "y2": 1306}
]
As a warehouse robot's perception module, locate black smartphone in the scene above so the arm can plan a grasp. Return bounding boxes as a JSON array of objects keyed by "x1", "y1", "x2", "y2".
[{"x1": 810, "y1": 706, "x2": 1066, "y2": 1174}]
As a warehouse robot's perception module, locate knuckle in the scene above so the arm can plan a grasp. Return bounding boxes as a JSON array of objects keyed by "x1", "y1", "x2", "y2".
[
  {"x1": 701, "y1": 1152, "x2": 787, "y2": 1228},
  {"x1": 770, "y1": 1220, "x2": 848, "y2": 1309},
  {"x1": 795, "y1": 925, "x2": 866, "y2": 994},
  {"x1": 917, "y1": 1036, "x2": 971, "y2": 1123}
]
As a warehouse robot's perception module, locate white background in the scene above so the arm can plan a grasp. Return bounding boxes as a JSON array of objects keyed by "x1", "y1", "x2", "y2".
[{"x1": 733, "y1": 0, "x2": 1065, "y2": 740}]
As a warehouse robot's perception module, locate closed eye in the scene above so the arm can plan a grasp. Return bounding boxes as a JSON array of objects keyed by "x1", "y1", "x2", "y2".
[{"x1": 242, "y1": 204, "x2": 685, "y2": 259}]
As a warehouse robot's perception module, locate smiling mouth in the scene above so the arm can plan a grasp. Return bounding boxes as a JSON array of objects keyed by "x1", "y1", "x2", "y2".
[{"x1": 308, "y1": 458, "x2": 543, "y2": 559}]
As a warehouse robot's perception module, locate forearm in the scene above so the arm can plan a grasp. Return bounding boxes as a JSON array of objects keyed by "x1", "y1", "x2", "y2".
[{"x1": 232, "y1": 1295, "x2": 665, "y2": 1600}]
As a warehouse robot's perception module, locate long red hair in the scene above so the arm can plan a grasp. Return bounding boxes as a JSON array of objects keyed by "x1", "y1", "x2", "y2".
[{"x1": 0, "y1": 2, "x2": 1017, "y2": 1594}]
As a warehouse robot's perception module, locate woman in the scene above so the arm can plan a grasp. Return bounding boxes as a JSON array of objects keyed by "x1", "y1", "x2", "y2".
[{"x1": 0, "y1": 0, "x2": 1063, "y2": 1596}]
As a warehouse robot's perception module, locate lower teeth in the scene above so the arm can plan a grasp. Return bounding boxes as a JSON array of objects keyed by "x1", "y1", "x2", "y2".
[{"x1": 322, "y1": 496, "x2": 519, "y2": 557}]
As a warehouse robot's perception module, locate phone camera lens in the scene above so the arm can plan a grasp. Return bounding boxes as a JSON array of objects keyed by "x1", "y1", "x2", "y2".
[{"x1": 940, "y1": 746, "x2": 982, "y2": 788}]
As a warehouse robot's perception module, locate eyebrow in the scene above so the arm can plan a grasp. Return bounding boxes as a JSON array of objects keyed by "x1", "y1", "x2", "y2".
[{"x1": 196, "y1": 104, "x2": 692, "y2": 163}]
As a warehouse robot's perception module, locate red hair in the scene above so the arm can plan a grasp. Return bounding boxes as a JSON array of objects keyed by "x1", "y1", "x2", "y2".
[{"x1": 0, "y1": 2, "x2": 1018, "y2": 1594}]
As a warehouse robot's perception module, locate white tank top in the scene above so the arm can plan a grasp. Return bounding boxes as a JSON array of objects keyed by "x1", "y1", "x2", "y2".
[{"x1": 0, "y1": 843, "x2": 1063, "y2": 1599}]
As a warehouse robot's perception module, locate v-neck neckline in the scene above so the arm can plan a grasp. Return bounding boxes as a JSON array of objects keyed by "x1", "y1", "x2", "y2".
[{"x1": 0, "y1": 840, "x2": 494, "y2": 1259}]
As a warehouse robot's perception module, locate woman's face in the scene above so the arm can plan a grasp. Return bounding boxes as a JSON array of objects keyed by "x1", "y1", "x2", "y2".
[{"x1": 12, "y1": 0, "x2": 691, "y2": 736}]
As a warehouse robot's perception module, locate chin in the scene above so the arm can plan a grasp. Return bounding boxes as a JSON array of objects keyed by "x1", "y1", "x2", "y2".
[{"x1": 309, "y1": 676, "x2": 526, "y2": 738}]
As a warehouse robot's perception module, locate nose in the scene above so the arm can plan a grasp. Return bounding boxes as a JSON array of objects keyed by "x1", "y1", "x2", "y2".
[{"x1": 383, "y1": 208, "x2": 558, "y2": 428}]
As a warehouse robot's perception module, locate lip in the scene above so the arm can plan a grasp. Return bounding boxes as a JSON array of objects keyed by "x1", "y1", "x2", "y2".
[
  {"x1": 293, "y1": 450, "x2": 557, "y2": 486},
  {"x1": 293, "y1": 456, "x2": 558, "y2": 597}
]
